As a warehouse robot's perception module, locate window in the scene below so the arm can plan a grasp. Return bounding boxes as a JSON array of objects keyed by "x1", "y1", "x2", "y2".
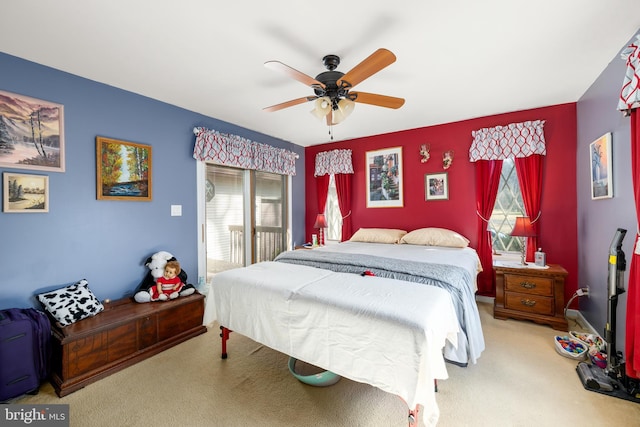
[
  {"x1": 489, "y1": 158, "x2": 524, "y2": 254},
  {"x1": 325, "y1": 174, "x2": 342, "y2": 242}
]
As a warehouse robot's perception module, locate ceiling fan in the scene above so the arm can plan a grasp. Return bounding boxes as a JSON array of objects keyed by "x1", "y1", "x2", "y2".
[{"x1": 263, "y1": 48, "x2": 405, "y2": 126}]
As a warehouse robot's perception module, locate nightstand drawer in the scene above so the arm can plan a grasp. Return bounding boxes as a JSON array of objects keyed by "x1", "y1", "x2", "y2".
[
  {"x1": 504, "y1": 293, "x2": 553, "y2": 315},
  {"x1": 504, "y1": 274, "x2": 553, "y2": 296}
]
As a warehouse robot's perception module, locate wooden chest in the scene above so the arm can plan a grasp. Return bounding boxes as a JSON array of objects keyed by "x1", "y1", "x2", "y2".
[{"x1": 49, "y1": 293, "x2": 207, "y2": 397}]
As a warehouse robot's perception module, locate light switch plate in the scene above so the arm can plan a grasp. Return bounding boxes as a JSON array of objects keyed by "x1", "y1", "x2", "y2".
[{"x1": 171, "y1": 205, "x2": 182, "y2": 216}]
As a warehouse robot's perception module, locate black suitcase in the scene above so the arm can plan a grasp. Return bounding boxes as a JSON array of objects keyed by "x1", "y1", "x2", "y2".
[{"x1": 0, "y1": 308, "x2": 51, "y2": 402}]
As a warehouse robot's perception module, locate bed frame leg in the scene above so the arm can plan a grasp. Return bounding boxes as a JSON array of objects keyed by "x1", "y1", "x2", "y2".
[
  {"x1": 408, "y1": 406, "x2": 419, "y2": 427},
  {"x1": 220, "y1": 326, "x2": 231, "y2": 359}
]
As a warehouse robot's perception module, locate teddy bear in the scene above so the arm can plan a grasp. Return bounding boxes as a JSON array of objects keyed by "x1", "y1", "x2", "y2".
[{"x1": 133, "y1": 251, "x2": 196, "y2": 303}]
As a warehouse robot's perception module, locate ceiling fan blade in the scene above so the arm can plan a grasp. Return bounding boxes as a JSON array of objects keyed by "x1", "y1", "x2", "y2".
[
  {"x1": 337, "y1": 48, "x2": 396, "y2": 89},
  {"x1": 263, "y1": 96, "x2": 317, "y2": 112},
  {"x1": 264, "y1": 61, "x2": 326, "y2": 89},
  {"x1": 351, "y1": 92, "x2": 405, "y2": 109}
]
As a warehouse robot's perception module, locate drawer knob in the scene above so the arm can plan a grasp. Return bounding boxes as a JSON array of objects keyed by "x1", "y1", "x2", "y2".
[
  {"x1": 520, "y1": 299, "x2": 537, "y2": 307},
  {"x1": 520, "y1": 281, "x2": 536, "y2": 289}
]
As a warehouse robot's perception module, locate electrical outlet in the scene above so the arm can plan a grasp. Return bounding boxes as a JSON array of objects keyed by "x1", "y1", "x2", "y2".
[{"x1": 577, "y1": 286, "x2": 589, "y2": 297}]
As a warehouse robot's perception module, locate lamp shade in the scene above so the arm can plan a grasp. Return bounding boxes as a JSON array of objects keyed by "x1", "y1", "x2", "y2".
[
  {"x1": 314, "y1": 213, "x2": 328, "y2": 229},
  {"x1": 511, "y1": 216, "x2": 535, "y2": 237},
  {"x1": 332, "y1": 99, "x2": 355, "y2": 124},
  {"x1": 310, "y1": 97, "x2": 332, "y2": 120}
]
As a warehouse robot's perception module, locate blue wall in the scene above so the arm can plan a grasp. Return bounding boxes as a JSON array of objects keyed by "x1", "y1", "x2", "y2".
[
  {"x1": 577, "y1": 32, "x2": 637, "y2": 342},
  {"x1": 0, "y1": 52, "x2": 305, "y2": 310}
]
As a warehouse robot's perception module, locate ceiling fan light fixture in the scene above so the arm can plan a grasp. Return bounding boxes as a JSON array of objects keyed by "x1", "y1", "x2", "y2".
[
  {"x1": 310, "y1": 96, "x2": 332, "y2": 120},
  {"x1": 338, "y1": 97, "x2": 355, "y2": 115},
  {"x1": 332, "y1": 98, "x2": 355, "y2": 124},
  {"x1": 317, "y1": 96, "x2": 331, "y2": 110}
]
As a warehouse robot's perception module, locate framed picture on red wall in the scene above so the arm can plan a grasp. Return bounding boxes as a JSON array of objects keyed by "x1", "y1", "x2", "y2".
[
  {"x1": 365, "y1": 147, "x2": 403, "y2": 208},
  {"x1": 425, "y1": 172, "x2": 448, "y2": 201}
]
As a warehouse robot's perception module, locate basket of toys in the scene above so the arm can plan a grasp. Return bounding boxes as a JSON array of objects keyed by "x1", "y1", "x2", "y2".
[
  {"x1": 554, "y1": 335, "x2": 588, "y2": 361},
  {"x1": 569, "y1": 331, "x2": 606, "y2": 352}
]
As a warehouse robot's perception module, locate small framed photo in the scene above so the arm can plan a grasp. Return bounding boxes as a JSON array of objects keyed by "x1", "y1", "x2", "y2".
[
  {"x1": 589, "y1": 133, "x2": 613, "y2": 200},
  {"x1": 96, "y1": 136, "x2": 152, "y2": 201},
  {"x1": 425, "y1": 172, "x2": 448, "y2": 201},
  {"x1": 3, "y1": 172, "x2": 49, "y2": 213}
]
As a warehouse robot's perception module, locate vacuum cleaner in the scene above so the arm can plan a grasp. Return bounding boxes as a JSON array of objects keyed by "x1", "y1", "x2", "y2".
[{"x1": 576, "y1": 228, "x2": 640, "y2": 403}]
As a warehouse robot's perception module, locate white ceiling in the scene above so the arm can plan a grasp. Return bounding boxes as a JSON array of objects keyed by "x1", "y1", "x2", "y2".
[{"x1": 1, "y1": 1, "x2": 639, "y2": 147}]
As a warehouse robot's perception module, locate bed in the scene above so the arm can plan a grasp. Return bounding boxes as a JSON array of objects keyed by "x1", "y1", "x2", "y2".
[
  {"x1": 213, "y1": 261, "x2": 460, "y2": 426},
  {"x1": 210, "y1": 227, "x2": 484, "y2": 426},
  {"x1": 273, "y1": 238, "x2": 485, "y2": 366}
]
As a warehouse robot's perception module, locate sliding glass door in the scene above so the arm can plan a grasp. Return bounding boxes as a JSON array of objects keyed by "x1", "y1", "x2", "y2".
[
  {"x1": 205, "y1": 166, "x2": 245, "y2": 276},
  {"x1": 254, "y1": 170, "x2": 287, "y2": 262},
  {"x1": 204, "y1": 165, "x2": 287, "y2": 282}
]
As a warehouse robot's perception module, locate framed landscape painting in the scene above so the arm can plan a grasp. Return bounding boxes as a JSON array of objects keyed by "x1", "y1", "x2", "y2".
[
  {"x1": 96, "y1": 136, "x2": 152, "y2": 201},
  {"x1": 365, "y1": 147, "x2": 403, "y2": 208},
  {"x1": 3, "y1": 172, "x2": 49, "y2": 213},
  {"x1": 589, "y1": 133, "x2": 613, "y2": 200},
  {"x1": 0, "y1": 90, "x2": 65, "y2": 172}
]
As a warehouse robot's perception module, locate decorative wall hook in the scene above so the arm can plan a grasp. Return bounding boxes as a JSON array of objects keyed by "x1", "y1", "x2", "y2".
[
  {"x1": 443, "y1": 150, "x2": 454, "y2": 169},
  {"x1": 420, "y1": 144, "x2": 431, "y2": 163}
]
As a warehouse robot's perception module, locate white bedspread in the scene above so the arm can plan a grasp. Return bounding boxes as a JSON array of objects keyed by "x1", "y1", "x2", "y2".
[
  {"x1": 213, "y1": 261, "x2": 459, "y2": 426},
  {"x1": 275, "y1": 242, "x2": 485, "y2": 365}
]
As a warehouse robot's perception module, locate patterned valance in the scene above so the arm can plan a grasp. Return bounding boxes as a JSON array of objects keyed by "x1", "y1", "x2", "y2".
[
  {"x1": 618, "y1": 34, "x2": 640, "y2": 113},
  {"x1": 314, "y1": 149, "x2": 354, "y2": 176},
  {"x1": 469, "y1": 120, "x2": 546, "y2": 162},
  {"x1": 193, "y1": 127, "x2": 298, "y2": 176}
]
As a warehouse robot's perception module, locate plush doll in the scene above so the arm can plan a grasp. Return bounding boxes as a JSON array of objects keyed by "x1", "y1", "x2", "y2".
[
  {"x1": 150, "y1": 260, "x2": 184, "y2": 301},
  {"x1": 134, "y1": 251, "x2": 196, "y2": 303}
]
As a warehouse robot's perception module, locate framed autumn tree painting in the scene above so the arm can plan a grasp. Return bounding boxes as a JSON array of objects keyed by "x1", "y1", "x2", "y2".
[{"x1": 96, "y1": 136, "x2": 152, "y2": 201}]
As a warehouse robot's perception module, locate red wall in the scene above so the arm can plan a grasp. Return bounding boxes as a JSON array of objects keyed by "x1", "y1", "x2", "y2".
[{"x1": 304, "y1": 103, "x2": 578, "y2": 299}]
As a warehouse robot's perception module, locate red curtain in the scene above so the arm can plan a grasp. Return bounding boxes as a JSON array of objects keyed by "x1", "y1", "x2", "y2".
[
  {"x1": 335, "y1": 173, "x2": 353, "y2": 241},
  {"x1": 515, "y1": 154, "x2": 544, "y2": 262},
  {"x1": 316, "y1": 174, "x2": 330, "y2": 214},
  {"x1": 475, "y1": 159, "x2": 503, "y2": 296},
  {"x1": 627, "y1": 109, "x2": 640, "y2": 379}
]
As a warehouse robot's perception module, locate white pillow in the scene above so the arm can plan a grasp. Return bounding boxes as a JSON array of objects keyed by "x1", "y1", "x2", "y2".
[
  {"x1": 37, "y1": 279, "x2": 104, "y2": 326},
  {"x1": 400, "y1": 227, "x2": 470, "y2": 248},
  {"x1": 349, "y1": 228, "x2": 407, "y2": 244}
]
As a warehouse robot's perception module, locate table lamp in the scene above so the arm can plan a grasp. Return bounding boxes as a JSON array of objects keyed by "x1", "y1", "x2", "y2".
[
  {"x1": 314, "y1": 214, "x2": 328, "y2": 246},
  {"x1": 511, "y1": 216, "x2": 535, "y2": 265}
]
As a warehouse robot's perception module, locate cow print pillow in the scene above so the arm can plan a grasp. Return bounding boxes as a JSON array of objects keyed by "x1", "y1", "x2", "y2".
[{"x1": 37, "y1": 279, "x2": 104, "y2": 326}]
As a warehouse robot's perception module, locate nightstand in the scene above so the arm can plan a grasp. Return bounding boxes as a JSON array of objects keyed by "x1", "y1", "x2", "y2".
[{"x1": 493, "y1": 262, "x2": 568, "y2": 331}]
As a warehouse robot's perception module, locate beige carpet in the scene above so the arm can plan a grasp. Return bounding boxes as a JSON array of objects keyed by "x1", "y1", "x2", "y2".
[{"x1": 15, "y1": 302, "x2": 640, "y2": 426}]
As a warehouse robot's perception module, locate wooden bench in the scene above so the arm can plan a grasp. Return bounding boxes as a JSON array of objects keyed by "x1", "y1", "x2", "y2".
[{"x1": 49, "y1": 292, "x2": 206, "y2": 397}]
